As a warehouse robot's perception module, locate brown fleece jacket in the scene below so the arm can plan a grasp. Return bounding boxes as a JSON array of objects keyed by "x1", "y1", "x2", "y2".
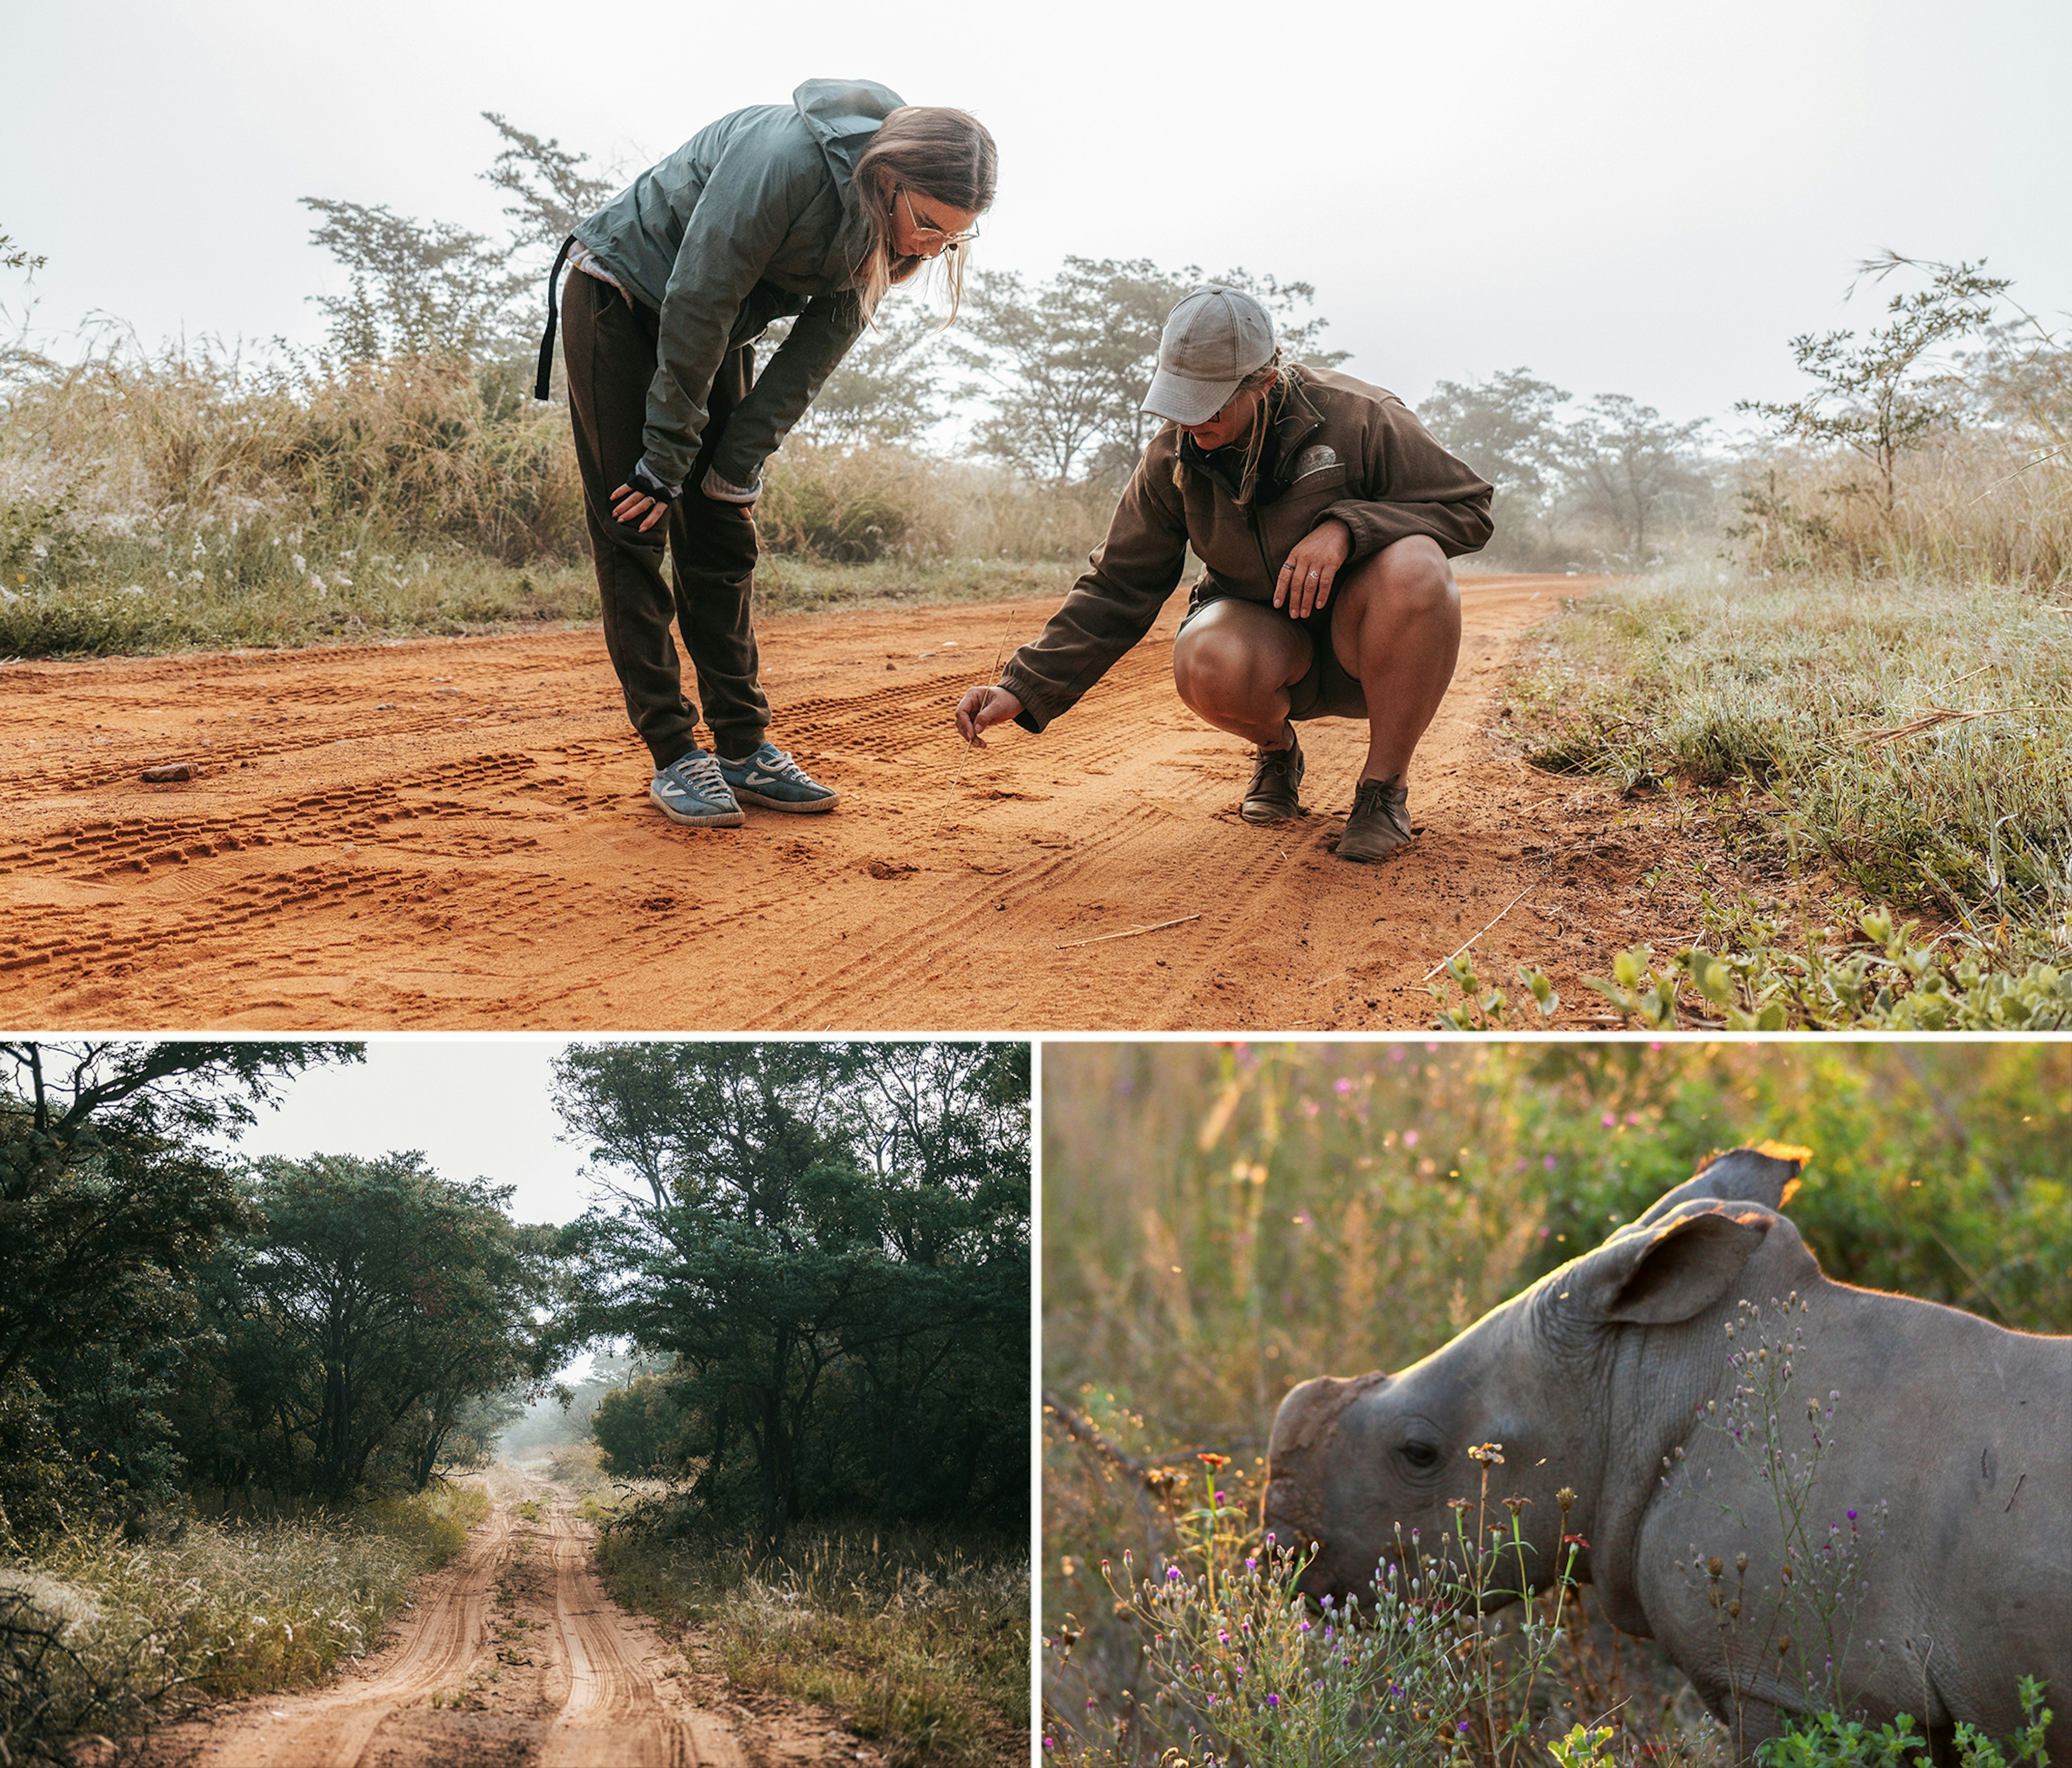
[{"x1": 997, "y1": 365, "x2": 1493, "y2": 732}]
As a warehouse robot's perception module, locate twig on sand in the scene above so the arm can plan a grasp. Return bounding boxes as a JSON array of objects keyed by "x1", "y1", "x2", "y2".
[
  {"x1": 1421, "y1": 887, "x2": 1532, "y2": 982},
  {"x1": 1055, "y1": 913, "x2": 1201, "y2": 950}
]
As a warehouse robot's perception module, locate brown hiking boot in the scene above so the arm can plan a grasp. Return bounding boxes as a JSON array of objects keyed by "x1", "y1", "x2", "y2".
[
  {"x1": 1337, "y1": 775, "x2": 1413, "y2": 862},
  {"x1": 1241, "y1": 731, "x2": 1305, "y2": 823}
]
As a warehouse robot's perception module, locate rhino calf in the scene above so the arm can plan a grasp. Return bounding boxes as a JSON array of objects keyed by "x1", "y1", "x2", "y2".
[{"x1": 1264, "y1": 1146, "x2": 2070, "y2": 1762}]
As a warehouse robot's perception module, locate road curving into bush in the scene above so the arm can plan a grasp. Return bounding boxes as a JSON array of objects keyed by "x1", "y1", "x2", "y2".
[
  {"x1": 2, "y1": 573, "x2": 1755, "y2": 1030},
  {"x1": 151, "y1": 1472, "x2": 863, "y2": 1767}
]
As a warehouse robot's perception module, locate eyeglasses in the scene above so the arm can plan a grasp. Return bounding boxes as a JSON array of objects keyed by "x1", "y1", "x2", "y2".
[{"x1": 897, "y1": 186, "x2": 979, "y2": 253}]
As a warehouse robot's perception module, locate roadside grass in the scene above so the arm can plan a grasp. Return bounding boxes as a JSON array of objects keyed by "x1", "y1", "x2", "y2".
[
  {"x1": 1495, "y1": 562, "x2": 2072, "y2": 1028},
  {"x1": 0, "y1": 1484, "x2": 485, "y2": 1760},
  {"x1": 0, "y1": 335, "x2": 1096, "y2": 659},
  {"x1": 595, "y1": 1521, "x2": 1029, "y2": 1768},
  {"x1": 0, "y1": 554, "x2": 1071, "y2": 659}
]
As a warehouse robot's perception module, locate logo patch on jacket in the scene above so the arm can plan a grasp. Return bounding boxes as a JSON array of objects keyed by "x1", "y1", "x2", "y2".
[{"x1": 1291, "y1": 444, "x2": 1339, "y2": 479}]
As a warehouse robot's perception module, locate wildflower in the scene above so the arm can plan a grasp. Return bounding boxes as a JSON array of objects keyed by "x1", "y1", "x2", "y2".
[
  {"x1": 1198, "y1": 1452, "x2": 1230, "y2": 1471},
  {"x1": 1556, "y1": 1487, "x2": 1576, "y2": 1514},
  {"x1": 1404, "y1": 1129, "x2": 1419, "y2": 1147},
  {"x1": 1266, "y1": 1692, "x2": 1280, "y2": 1706}
]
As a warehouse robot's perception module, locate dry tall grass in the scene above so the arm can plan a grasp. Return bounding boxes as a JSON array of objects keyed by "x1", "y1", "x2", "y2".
[
  {"x1": 596, "y1": 1520, "x2": 1028, "y2": 1767},
  {"x1": 0, "y1": 1484, "x2": 486, "y2": 1760},
  {"x1": 0, "y1": 335, "x2": 1116, "y2": 656},
  {"x1": 1732, "y1": 432, "x2": 2072, "y2": 586}
]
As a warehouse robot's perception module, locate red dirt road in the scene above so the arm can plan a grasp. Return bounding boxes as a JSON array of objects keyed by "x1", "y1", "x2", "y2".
[
  {"x1": 1, "y1": 573, "x2": 1727, "y2": 1029},
  {"x1": 150, "y1": 1480, "x2": 865, "y2": 1768}
]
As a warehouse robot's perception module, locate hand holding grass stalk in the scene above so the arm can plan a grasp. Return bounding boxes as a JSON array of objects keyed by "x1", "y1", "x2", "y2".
[{"x1": 955, "y1": 682, "x2": 1021, "y2": 746}]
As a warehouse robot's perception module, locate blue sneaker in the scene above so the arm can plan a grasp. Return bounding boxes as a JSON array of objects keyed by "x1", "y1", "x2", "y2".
[
  {"x1": 718, "y1": 740, "x2": 840, "y2": 813},
  {"x1": 649, "y1": 750, "x2": 744, "y2": 827}
]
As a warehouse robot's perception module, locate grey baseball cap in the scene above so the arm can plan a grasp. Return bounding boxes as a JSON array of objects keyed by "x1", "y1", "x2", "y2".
[{"x1": 1141, "y1": 286, "x2": 1278, "y2": 426}]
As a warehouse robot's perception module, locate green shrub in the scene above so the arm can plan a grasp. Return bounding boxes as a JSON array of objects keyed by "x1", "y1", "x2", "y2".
[{"x1": 1755, "y1": 1676, "x2": 2053, "y2": 1766}]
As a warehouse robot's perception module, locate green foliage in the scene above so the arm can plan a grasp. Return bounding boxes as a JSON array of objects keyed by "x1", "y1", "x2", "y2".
[
  {"x1": 557, "y1": 1042, "x2": 1029, "y2": 1544},
  {"x1": 0, "y1": 1042, "x2": 362, "y2": 1537},
  {"x1": 590, "y1": 1372, "x2": 690, "y2": 1477},
  {"x1": 1586, "y1": 914, "x2": 2072, "y2": 1033},
  {"x1": 1561, "y1": 394, "x2": 1711, "y2": 562},
  {"x1": 1756, "y1": 1676, "x2": 2053, "y2": 1765},
  {"x1": 596, "y1": 1518, "x2": 1027, "y2": 1768},
  {"x1": 1415, "y1": 369, "x2": 1714, "y2": 569},
  {"x1": 179, "y1": 1152, "x2": 561, "y2": 1501},
  {"x1": 301, "y1": 199, "x2": 530, "y2": 364},
  {"x1": 785, "y1": 305, "x2": 948, "y2": 448}
]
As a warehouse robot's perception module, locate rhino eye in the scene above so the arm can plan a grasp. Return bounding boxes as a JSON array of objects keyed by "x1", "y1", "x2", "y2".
[{"x1": 1400, "y1": 1441, "x2": 1440, "y2": 1471}]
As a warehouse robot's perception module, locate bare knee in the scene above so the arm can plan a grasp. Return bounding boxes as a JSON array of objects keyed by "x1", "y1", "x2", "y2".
[
  {"x1": 1368, "y1": 537, "x2": 1457, "y2": 621},
  {"x1": 1174, "y1": 627, "x2": 1278, "y2": 714}
]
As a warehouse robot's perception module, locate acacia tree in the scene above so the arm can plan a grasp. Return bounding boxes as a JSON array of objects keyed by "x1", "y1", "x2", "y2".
[
  {"x1": 1561, "y1": 394, "x2": 1711, "y2": 561},
  {"x1": 1738, "y1": 255, "x2": 2009, "y2": 513}
]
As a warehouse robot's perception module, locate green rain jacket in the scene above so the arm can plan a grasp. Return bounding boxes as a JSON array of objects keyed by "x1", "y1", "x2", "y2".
[{"x1": 571, "y1": 79, "x2": 899, "y2": 495}]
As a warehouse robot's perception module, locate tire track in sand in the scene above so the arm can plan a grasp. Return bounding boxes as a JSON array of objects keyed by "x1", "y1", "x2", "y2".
[
  {"x1": 155, "y1": 1478, "x2": 817, "y2": 1768},
  {"x1": 2, "y1": 576, "x2": 1759, "y2": 1029}
]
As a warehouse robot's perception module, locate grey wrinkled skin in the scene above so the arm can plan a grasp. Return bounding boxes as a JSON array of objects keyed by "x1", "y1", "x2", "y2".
[{"x1": 1263, "y1": 1147, "x2": 2071, "y2": 1764}]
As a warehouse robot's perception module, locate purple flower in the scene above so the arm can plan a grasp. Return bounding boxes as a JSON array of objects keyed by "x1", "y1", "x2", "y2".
[
  {"x1": 1848, "y1": 1509, "x2": 1858, "y2": 1521},
  {"x1": 1601, "y1": 1112, "x2": 1617, "y2": 1128},
  {"x1": 1543, "y1": 1155, "x2": 1557, "y2": 1171},
  {"x1": 1267, "y1": 1693, "x2": 1280, "y2": 1706},
  {"x1": 1334, "y1": 1078, "x2": 1353, "y2": 1096},
  {"x1": 1245, "y1": 1557, "x2": 1257, "y2": 1570},
  {"x1": 1166, "y1": 1567, "x2": 1181, "y2": 1580}
]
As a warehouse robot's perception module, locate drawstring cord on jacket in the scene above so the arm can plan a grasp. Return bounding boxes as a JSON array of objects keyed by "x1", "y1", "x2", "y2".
[{"x1": 534, "y1": 234, "x2": 575, "y2": 401}]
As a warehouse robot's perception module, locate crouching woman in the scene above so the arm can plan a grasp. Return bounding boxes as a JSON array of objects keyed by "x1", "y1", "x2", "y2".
[
  {"x1": 954, "y1": 285, "x2": 1491, "y2": 865},
  {"x1": 541, "y1": 80, "x2": 995, "y2": 828}
]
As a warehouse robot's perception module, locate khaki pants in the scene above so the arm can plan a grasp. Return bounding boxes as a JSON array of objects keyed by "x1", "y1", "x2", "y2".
[{"x1": 560, "y1": 268, "x2": 768, "y2": 768}]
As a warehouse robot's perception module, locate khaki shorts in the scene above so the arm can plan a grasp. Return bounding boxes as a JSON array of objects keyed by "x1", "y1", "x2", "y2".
[{"x1": 1177, "y1": 583, "x2": 1369, "y2": 722}]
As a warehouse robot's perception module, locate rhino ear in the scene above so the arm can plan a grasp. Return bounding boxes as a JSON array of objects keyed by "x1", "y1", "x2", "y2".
[
  {"x1": 1580, "y1": 1205, "x2": 1773, "y2": 1325},
  {"x1": 1631, "y1": 1142, "x2": 1810, "y2": 1231}
]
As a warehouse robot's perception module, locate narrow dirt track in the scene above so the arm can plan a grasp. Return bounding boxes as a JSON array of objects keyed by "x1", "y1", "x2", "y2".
[
  {"x1": 1, "y1": 573, "x2": 1737, "y2": 1029},
  {"x1": 154, "y1": 1480, "x2": 861, "y2": 1768}
]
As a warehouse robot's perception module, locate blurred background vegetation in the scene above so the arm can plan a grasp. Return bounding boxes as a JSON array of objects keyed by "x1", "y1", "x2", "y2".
[{"x1": 1042, "y1": 1038, "x2": 2071, "y2": 1758}]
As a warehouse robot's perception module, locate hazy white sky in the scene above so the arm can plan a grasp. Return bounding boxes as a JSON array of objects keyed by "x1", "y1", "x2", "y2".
[
  {"x1": 6, "y1": 0, "x2": 2068, "y2": 429},
  {"x1": 229, "y1": 1039, "x2": 593, "y2": 1226}
]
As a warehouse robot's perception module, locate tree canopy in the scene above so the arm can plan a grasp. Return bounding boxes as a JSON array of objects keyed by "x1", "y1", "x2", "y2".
[{"x1": 555, "y1": 1042, "x2": 1028, "y2": 1545}]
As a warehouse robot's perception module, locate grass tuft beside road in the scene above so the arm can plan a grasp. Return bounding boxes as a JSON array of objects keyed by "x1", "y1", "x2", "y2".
[
  {"x1": 596, "y1": 1519, "x2": 1029, "y2": 1768},
  {"x1": 1495, "y1": 563, "x2": 2072, "y2": 1028},
  {"x1": 0, "y1": 555, "x2": 1073, "y2": 659},
  {"x1": 0, "y1": 1484, "x2": 486, "y2": 1758}
]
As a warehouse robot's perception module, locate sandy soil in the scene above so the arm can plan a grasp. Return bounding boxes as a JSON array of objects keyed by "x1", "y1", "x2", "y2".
[
  {"x1": 144, "y1": 1477, "x2": 867, "y2": 1768},
  {"x1": 1, "y1": 573, "x2": 1742, "y2": 1030}
]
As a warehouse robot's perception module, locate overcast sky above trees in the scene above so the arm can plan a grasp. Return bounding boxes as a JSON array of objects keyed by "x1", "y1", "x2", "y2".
[{"x1": 6, "y1": 0, "x2": 2067, "y2": 427}]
